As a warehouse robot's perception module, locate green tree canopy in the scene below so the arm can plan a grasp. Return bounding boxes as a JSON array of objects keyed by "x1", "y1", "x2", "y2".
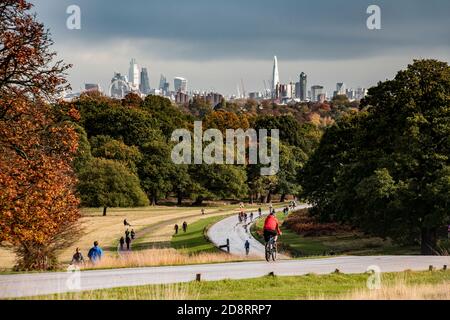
[
  {"x1": 78, "y1": 158, "x2": 149, "y2": 215},
  {"x1": 301, "y1": 59, "x2": 450, "y2": 255}
]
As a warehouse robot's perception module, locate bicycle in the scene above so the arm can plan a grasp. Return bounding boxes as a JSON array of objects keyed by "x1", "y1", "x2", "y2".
[{"x1": 265, "y1": 236, "x2": 277, "y2": 262}]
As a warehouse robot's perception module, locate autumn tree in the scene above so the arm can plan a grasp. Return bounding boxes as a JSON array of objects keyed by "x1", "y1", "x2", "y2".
[{"x1": 0, "y1": 1, "x2": 80, "y2": 270}]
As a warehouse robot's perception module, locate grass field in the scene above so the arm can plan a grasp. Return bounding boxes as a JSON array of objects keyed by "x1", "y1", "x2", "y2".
[
  {"x1": 0, "y1": 203, "x2": 271, "y2": 271},
  {"x1": 252, "y1": 212, "x2": 420, "y2": 257},
  {"x1": 171, "y1": 215, "x2": 229, "y2": 254},
  {"x1": 25, "y1": 270, "x2": 450, "y2": 300}
]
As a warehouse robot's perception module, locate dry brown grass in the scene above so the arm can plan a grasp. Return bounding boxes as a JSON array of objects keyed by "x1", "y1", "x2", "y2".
[
  {"x1": 0, "y1": 203, "x2": 267, "y2": 270},
  {"x1": 85, "y1": 248, "x2": 253, "y2": 270},
  {"x1": 342, "y1": 281, "x2": 450, "y2": 300}
]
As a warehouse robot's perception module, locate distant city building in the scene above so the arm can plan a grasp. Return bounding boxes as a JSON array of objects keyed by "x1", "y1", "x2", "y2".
[
  {"x1": 174, "y1": 77, "x2": 188, "y2": 93},
  {"x1": 175, "y1": 91, "x2": 190, "y2": 104},
  {"x1": 311, "y1": 85, "x2": 324, "y2": 102},
  {"x1": 139, "y1": 68, "x2": 151, "y2": 95},
  {"x1": 159, "y1": 74, "x2": 170, "y2": 94},
  {"x1": 128, "y1": 58, "x2": 140, "y2": 89},
  {"x1": 318, "y1": 93, "x2": 326, "y2": 103},
  {"x1": 249, "y1": 92, "x2": 262, "y2": 100},
  {"x1": 84, "y1": 83, "x2": 101, "y2": 92},
  {"x1": 336, "y1": 82, "x2": 346, "y2": 96},
  {"x1": 109, "y1": 72, "x2": 130, "y2": 99},
  {"x1": 297, "y1": 72, "x2": 307, "y2": 101},
  {"x1": 272, "y1": 56, "x2": 280, "y2": 98}
]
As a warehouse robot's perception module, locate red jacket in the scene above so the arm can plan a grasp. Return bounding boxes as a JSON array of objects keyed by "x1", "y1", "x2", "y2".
[{"x1": 264, "y1": 215, "x2": 281, "y2": 234}]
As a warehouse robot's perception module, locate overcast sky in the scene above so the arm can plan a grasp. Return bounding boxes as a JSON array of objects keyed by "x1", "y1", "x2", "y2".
[{"x1": 31, "y1": 0, "x2": 450, "y2": 96}]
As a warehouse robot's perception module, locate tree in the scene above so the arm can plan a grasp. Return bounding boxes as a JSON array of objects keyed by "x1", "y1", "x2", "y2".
[
  {"x1": 90, "y1": 135, "x2": 142, "y2": 174},
  {"x1": 0, "y1": 1, "x2": 79, "y2": 270},
  {"x1": 138, "y1": 140, "x2": 175, "y2": 205},
  {"x1": 77, "y1": 158, "x2": 149, "y2": 216},
  {"x1": 301, "y1": 60, "x2": 450, "y2": 255}
]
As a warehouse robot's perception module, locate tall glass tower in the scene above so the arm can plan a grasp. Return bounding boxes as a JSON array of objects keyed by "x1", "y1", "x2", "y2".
[
  {"x1": 272, "y1": 56, "x2": 280, "y2": 93},
  {"x1": 299, "y1": 72, "x2": 307, "y2": 101},
  {"x1": 140, "y1": 68, "x2": 150, "y2": 95}
]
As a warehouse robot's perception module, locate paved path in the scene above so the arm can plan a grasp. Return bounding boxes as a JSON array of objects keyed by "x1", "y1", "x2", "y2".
[
  {"x1": 207, "y1": 204, "x2": 310, "y2": 258},
  {"x1": 0, "y1": 255, "x2": 448, "y2": 298}
]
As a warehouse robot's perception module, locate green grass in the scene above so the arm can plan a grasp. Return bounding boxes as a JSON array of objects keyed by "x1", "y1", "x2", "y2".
[
  {"x1": 252, "y1": 212, "x2": 420, "y2": 257},
  {"x1": 25, "y1": 270, "x2": 450, "y2": 300},
  {"x1": 171, "y1": 215, "x2": 229, "y2": 254}
]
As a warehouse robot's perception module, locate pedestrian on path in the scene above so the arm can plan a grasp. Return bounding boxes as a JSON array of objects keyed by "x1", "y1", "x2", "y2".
[
  {"x1": 245, "y1": 240, "x2": 250, "y2": 255},
  {"x1": 258, "y1": 207, "x2": 262, "y2": 218},
  {"x1": 174, "y1": 224, "x2": 179, "y2": 234},
  {"x1": 182, "y1": 221, "x2": 188, "y2": 233}
]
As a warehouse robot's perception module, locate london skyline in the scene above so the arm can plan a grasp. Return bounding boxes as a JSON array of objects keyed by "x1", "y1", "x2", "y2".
[{"x1": 30, "y1": 0, "x2": 450, "y2": 96}]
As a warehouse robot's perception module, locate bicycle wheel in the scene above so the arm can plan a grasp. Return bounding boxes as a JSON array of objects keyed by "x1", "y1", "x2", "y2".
[
  {"x1": 265, "y1": 243, "x2": 271, "y2": 262},
  {"x1": 271, "y1": 242, "x2": 277, "y2": 261}
]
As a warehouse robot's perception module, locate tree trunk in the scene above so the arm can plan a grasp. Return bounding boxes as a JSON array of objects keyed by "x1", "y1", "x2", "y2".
[
  {"x1": 103, "y1": 207, "x2": 107, "y2": 216},
  {"x1": 151, "y1": 194, "x2": 157, "y2": 206},
  {"x1": 421, "y1": 227, "x2": 437, "y2": 255},
  {"x1": 280, "y1": 194, "x2": 286, "y2": 202},
  {"x1": 177, "y1": 190, "x2": 183, "y2": 206},
  {"x1": 194, "y1": 196, "x2": 204, "y2": 206},
  {"x1": 267, "y1": 191, "x2": 272, "y2": 203}
]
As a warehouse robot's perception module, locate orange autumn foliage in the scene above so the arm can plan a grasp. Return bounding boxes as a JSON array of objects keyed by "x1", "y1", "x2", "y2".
[{"x1": 0, "y1": 1, "x2": 80, "y2": 269}]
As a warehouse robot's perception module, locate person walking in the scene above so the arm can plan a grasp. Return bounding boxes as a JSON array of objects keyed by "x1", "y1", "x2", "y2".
[
  {"x1": 258, "y1": 207, "x2": 262, "y2": 218},
  {"x1": 71, "y1": 248, "x2": 84, "y2": 266},
  {"x1": 244, "y1": 240, "x2": 250, "y2": 255},
  {"x1": 250, "y1": 212, "x2": 254, "y2": 221},
  {"x1": 119, "y1": 237, "x2": 125, "y2": 251},
  {"x1": 130, "y1": 229, "x2": 136, "y2": 240},
  {"x1": 174, "y1": 224, "x2": 179, "y2": 234},
  {"x1": 182, "y1": 221, "x2": 188, "y2": 233},
  {"x1": 87, "y1": 241, "x2": 103, "y2": 264},
  {"x1": 125, "y1": 235, "x2": 131, "y2": 251}
]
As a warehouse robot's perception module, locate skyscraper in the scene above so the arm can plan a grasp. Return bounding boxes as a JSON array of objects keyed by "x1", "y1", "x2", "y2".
[
  {"x1": 272, "y1": 56, "x2": 280, "y2": 97},
  {"x1": 311, "y1": 85, "x2": 324, "y2": 102},
  {"x1": 174, "y1": 77, "x2": 188, "y2": 93},
  {"x1": 139, "y1": 68, "x2": 151, "y2": 95},
  {"x1": 299, "y1": 72, "x2": 307, "y2": 101},
  {"x1": 128, "y1": 58, "x2": 140, "y2": 89},
  {"x1": 336, "y1": 82, "x2": 346, "y2": 95}
]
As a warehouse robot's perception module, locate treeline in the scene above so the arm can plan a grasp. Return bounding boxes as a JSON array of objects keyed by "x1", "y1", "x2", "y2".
[
  {"x1": 301, "y1": 60, "x2": 450, "y2": 255},
  {"x1": 67, "y1": 93, "x2": 326, "y2": 214}
]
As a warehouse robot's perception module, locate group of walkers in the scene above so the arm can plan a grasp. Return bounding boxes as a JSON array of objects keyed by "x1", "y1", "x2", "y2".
[
  {"x1": 119, "y1": 219, "x2": 135, "y2": 251},
  {"x1": 174, "y1": 221, "x2": 188, "y2": 234},
  {"x1": 238, "y1": 211, "x2": 254, "y2": 224},
  {"x1": 71, "y1": 241, "x2": 104, "y2": 266}
]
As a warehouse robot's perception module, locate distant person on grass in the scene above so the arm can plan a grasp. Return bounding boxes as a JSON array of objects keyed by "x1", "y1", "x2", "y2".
[
  {"x1": 130, "y1": 229, "x2": 136, "y2": 240},
  {"x1": 174, "y1": 224, "x2": 179, "y2": 234},
  {"x1": 88, "y1": 241, "x2": 103, "y2": 264},
  {"x1": 119, "y1": 237, "x2": 125, "y2": 251},
  {"x1": 125, "y1": 235, "x2": 131, "y2": 251},
  {"x1": 71, "y1": 248, "x2": 84, "y2": 266},
  {"x1": 258, "y1": 208, "x2": 262, "y2": 218},
  {"x1": 124, "y1": 219, "x2": 131, "y2": 227},
  {"x1": 182, "y1": 221, "x2": 188, "y2": 233}
]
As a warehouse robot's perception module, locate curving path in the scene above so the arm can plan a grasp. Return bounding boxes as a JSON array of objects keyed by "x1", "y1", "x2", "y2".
[{"x1": 207, "y1": 204, "x2": 310, "y2": 258}]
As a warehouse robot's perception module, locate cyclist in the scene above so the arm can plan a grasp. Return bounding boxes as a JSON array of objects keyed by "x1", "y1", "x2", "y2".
[{"x1": 263, "y1": 211, "x2": 282, "y2": 244}]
